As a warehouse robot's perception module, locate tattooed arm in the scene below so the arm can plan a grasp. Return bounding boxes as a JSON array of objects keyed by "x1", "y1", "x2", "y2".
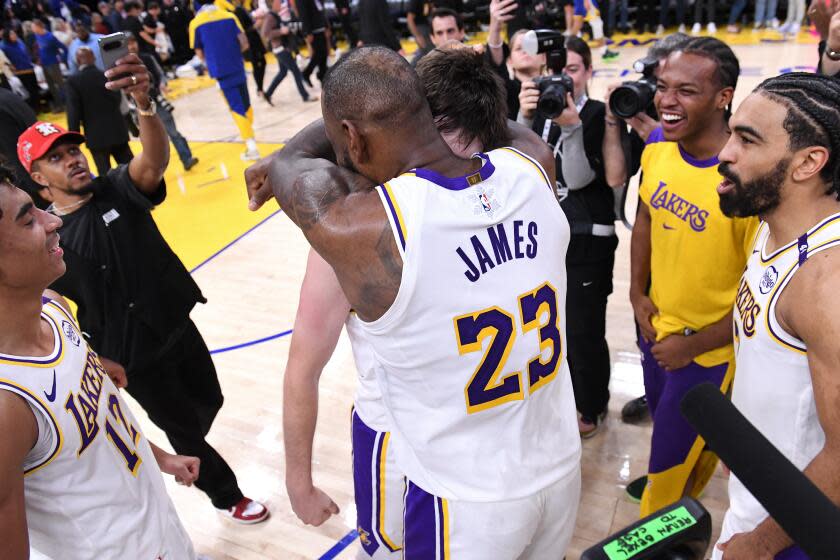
[{"x1": 268, "y1": 120, "x2": 402, "y2": 321}]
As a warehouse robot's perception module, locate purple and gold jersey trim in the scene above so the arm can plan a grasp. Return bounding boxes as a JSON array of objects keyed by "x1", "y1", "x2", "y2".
[
  {"x1": 760, "y1": 214, "x2": 840, "y2": 264},
  {"x1": 380, "y1": 183, "x2": 408, "y2": 252},
  {"x1": 498, "y1": 147, "x2": 553, "y2": 193},
  {"x1": 645, "y1": 127, "x2": 720, "y2": 168},
  {"x1": 404, "y1": 481, "x2": 451, "y2": 560},
  {"x1": 0, "y1": 311, "x2": 64, "y2": 368},
  {"x1": 0, "y1": 378, "x2": 64, "y2": 476},
  {"x1": 410, "y1": 153, "x2": 496, "y2": 191},
  {"x1": 376, "y1": 433, "x2": 402, "y2": 552}
]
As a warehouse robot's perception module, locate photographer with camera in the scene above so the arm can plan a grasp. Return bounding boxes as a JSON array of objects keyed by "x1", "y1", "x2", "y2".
[
  {"x1": 486, "y1": 0, "x2": 546, "y2": 119},
  {"x1": 517, "y1": 33, "x2": 622, "y2": 439},
  {"x1": 619, "y1": 37, "x2": 759, "y2": 517}
]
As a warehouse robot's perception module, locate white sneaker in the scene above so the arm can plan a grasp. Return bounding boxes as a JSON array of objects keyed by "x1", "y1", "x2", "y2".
[
  {"x1": 788, "y1": 22, "x2": 800, "y2": 35},
  {"x1": 678, "y1": 23, "x2": 686, "y2": 33},
  {"x1": 707, "y1": 22, "x2": 717, "y2": 33},
  {"x1": 656, "y1": 24, "x2": 665, "y2": 35},
  {"x1": 691, "y1": 22, "x2": 701, "y2": 34},
  {"x1": 753, "y1": 21, "x2": 762, "y2": 30},
  {"x1": 778, "y1": 21, "x2": 791, "y2": 33},
  {"x1": 770, "y1": 17, "x2": 780, "y2": 29},
  {"x1": 241, "y1": 148, "x2": 260, "y2": 161}
]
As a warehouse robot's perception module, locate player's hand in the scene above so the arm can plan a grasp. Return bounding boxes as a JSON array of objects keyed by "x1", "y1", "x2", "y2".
[
  {"x1": 288, "y1": 483, "x2": 340, "y2": 526},
  {"x1": 245, "y1": 152, "x2": 281, "y2": 211},
  {"x1": 104, "y1": 54, "x2": 151, "y2": 100},
  {"x1": 630, "y1": 292, "x2": 658, "y2": 342},
  {"x1": 553, "y1": 92, "x2": 581, "y2": 127},
  {"x1": 651, "y1": 335, "x2": 695, "y2": 371},
  {"x1": 518, "y1": 80, "x2": 540, "y2": 120},
  {"x1": 718, "y1": 531, "x2": 776, "y2": 560},
  {"x1": 98, "y1": 356, "x2": 128, "y2": 389},
  {"x1": 490, "y1": 0, "x2": 518, "y2": 24},
  {"x1": 158, "y1": 453, "x2": 201, "y2": 486},
  {"x1": 626, "y1": 111, "x2": 659, "y2": 142}
]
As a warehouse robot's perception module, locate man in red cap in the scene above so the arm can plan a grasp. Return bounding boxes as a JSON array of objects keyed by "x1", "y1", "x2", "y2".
[{"x1": 18, "y1": 52, "x2": 269, "y2": 525}]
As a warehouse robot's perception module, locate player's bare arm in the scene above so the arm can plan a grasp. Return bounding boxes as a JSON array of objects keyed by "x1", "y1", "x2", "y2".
[
  {"x1": 283, "y1": 250, "x2": 348, "y2": 526},
  {"x1": 0, "y1": 391, "x2": 38, "y2": 560},
  {"x1": 267, "y1": 120, "x2": 399, "y2": 321},
  {"x1": 721, "y1": 249, "x2": 840, "y2": 558}
]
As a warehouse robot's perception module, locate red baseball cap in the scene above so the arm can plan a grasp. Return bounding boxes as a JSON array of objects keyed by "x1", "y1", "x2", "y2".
[{"x1": 17, "y1": 122, "x2": 85, "y2": 173}]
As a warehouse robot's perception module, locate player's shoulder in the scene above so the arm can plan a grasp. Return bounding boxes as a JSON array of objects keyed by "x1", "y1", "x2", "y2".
[{"x1": 488, "y1": 146, "x2": 551, "y2": 185}]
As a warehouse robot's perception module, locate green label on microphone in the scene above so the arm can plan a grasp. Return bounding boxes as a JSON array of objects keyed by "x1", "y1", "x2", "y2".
[{"x1": 602, "y1": 505, "x2": 697, "y2": 560}]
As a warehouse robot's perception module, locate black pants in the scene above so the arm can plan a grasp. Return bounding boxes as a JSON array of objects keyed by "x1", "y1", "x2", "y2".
[
  {"x1": 90, "y1": 143, "x2": 134, "y2": 177},
  {"x1": 566, "y1": 235, "x2": 617, "y2": 420},
  {"x1": 338, "y1": 11, "x2": 357, "y2": 47},
  {"x1": 636, "y1": 0, "x2": 659, "y2": 31},
  {"x1": 125, "y1": 320, "x2": 243, "y2": 509},
  {"x1": 303, "y1": 31, "x2": 329, "y2": 84}
]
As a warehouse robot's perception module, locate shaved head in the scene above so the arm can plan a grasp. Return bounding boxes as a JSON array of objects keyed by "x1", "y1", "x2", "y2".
[{"x1": 322, "y1": 47, "x2": 430, "y2": 127}]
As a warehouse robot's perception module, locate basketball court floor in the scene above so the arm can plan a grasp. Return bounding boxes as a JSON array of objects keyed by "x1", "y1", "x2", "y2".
[{"x1": 92, "y1": 29, "x2": 820, "y2": 559}]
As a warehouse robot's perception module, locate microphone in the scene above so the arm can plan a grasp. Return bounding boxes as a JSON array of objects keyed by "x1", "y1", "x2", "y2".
[{"x1": 680, "y1": 383, "x2": 840, "y2": 559}]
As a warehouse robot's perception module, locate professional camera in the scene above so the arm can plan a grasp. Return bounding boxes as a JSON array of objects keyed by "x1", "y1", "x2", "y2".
[
  {"x1": 608, "y1": 57, "x2": 658, "y2": 119},
  {"x1": 522, "y1": 29, "x2": 574, "y2": 119}
]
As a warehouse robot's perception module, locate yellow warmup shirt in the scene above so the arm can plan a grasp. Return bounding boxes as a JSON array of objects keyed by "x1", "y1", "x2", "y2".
[{"x1": 639, "y1": 128, "x2": 758, "y2": 367}]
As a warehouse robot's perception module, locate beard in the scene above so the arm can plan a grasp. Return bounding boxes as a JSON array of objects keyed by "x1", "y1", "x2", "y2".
[{"x1": 718, "y1": 158, "x2": 789, "y2": 218}]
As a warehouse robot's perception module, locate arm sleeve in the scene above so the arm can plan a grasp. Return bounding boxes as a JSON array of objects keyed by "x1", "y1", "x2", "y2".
[
  {"x1": 559, "y1": 124, "x2": 597, "y2": 191},
  {"x1": 107, "y1": 165, "x2": 167, "y2": 209}
]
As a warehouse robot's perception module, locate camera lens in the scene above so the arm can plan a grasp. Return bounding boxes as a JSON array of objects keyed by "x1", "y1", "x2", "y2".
[
  {"x1": 538, "y1": 87, "x2": 567, "y2": 119},
  {"x1": 609, "y1": 81, "x2": 656, "y2": 119}
]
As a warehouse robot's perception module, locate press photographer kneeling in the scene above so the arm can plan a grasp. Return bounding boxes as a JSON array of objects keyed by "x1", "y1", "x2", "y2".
[{"x1": 517, "y1": 31, "x2": 624, "y2": 438}]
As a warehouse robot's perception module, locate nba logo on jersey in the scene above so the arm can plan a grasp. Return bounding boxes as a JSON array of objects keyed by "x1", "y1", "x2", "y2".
[
  {"x1": 62, "y1": 320, "x2": 81, "y2": 346},
  {"x1": 759, "y1": 265, "x2": 778, "y2": 295},
  {"x1": 471, "y1": 186, "x2": 501, "y2": 218}
]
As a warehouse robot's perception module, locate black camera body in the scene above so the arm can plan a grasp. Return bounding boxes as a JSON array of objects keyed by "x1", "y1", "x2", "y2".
[
  {"x1": 609, "y1": 57, "x2": 658, "y2": 119},
  {"x1": 533, "y1": 73, "x2": 575, "y2": 119},
  {"x1": 522, "y1": 29, "x2": 573, "y2": 119}
]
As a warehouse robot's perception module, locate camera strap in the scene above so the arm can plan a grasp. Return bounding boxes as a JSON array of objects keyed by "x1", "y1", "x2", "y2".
[{"x1": 541, "y1": 95, "x2": 589, "y2": 161}]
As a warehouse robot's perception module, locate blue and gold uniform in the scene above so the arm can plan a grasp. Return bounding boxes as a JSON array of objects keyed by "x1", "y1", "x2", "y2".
[
  {"x1": 638, "y1": 128, "x2": 758, "y2": 516},
  {"x1": 189, "y1": 3, "x2": 255, "y2": 142}
]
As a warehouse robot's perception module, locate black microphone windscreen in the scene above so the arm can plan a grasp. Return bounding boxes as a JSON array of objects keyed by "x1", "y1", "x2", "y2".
[{"x1": 680, "y1": 383, "x2": 840, "y2": 559}]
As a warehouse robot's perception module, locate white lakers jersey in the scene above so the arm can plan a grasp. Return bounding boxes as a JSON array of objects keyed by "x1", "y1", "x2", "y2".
[
  {"x1": 359, "y1": 148, "x2": 581, "y2": 502},
  {"x1": 720, "y1": 213, "x2": 840, "y2": 542},
  {"x1": 0, "y1": 299, "x2": 195, "y2": 560},
  {"x1": 346, "y1": 313, "x2": 389, "y2": 432}
]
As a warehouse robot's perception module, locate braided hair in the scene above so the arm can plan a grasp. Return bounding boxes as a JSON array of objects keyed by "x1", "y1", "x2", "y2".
[
  {"x1": 756, "y1": 72, "x2": 840, "y2": 199},
  {"x1": 674, "y1": 36, "x2": 740, "y2": 119}
]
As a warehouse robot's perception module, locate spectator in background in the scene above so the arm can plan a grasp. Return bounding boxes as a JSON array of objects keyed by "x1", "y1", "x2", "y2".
[
  {"x1": 144, "y1": 1, "x2": 172, "y2": 62},
  {"x1": 754, "y1": 0, "x2": 780, "y2": 29},
  {"x1": 815, "y1": 0, "x2": 840, "y2": 77},
  {"x1": 65, "y1": 46, "x2": 133, "y2": 175},
  {"x1": 0, "y1": 49, "x2": 13, "y2": 90},
  {"x1": 519, "y1": 36, "x2": 623, "y2": 438},
  {"x1": 261, "y1": 0, "x2": 314, "y2": 104},
  {"x1": 691, "y1": 0, "x2": 717, "y2": 34},
  {"x1": 297, "y1": 0, "x2": 329, "y2": 87},
  {"x1": 92, "y1": 11, "x2": 112, "y2": 34},
  {"x1": 358, "y1": 0, "x2": 401, "y2": 52},
  {"x1": 0, "y1": 86, "x2": 39, "y2": 196},
  {"x1": 67, "y1": 22, "x2": 104, "y2": 73},
  {"x1": 189, "y1": 0, "x2": 260, "y2": 160},
  {"x1": 1, "y1": 28, "x2": 41, "y2": 111},
  {"x1": 429, "y1": 8, "x2": 463, "y2": 47},
  {"x1": 103, "y1": 0, "x2": 126, "y2": 32},
  {"x1": 31, "y1": 18, "x2": 67, "y2": 112},
  {"x1": 407, "y1": 0, "x2": 432, "y2": 63},
  {"x1": 334, "y1": 0, "x2": 356, "y2": 49},
  {"x1": 232, "y1": 0, "x2": 267, "y2": 100},
  {"x1": 127, "y1": 33, "x2": 198, "y2": 169},
  {"x1": 125, "y1": 1, "x2": 157, "y2": 57},
  {"x1": 161, "y1": 0, "x2": 193, "y2": 64},
  {"x1": 51, "y1": 18, "x2": 74, "y2": 45}
]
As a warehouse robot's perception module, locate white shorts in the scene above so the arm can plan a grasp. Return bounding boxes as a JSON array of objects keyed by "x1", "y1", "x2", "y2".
[
  {"x1": 352, "y1": 411, "x2": 406, "y2": 560},
  {"x1": 403, "y1": 466, "x2": 581, "y2": 560}
]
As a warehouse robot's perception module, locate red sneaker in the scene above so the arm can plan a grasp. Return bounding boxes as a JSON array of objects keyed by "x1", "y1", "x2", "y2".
[{"x1": 218, "y1": 497, "x2": 270, "y2": 525}]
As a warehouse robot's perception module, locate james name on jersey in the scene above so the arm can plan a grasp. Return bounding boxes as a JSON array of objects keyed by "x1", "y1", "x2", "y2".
[{"x1": 456, "y1": 220, "x2": 539, "y2": 283}]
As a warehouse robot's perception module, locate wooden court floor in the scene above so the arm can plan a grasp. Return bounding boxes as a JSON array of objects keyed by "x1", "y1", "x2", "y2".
[{"x1": 108, "y1": 32, "x2": 821, "y2": 559}]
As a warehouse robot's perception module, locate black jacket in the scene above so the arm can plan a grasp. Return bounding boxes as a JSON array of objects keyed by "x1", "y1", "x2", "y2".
[
  {"x1": 65, "y1": 65, "x2": 129, "y2": 150},
  {"x1": 358, "y1": 0, "x2": 401, "y2": 51}
]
